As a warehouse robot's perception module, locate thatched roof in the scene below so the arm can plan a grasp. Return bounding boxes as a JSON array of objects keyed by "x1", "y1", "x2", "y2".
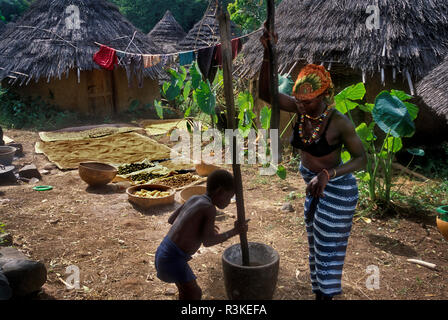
[
  {"x1": 0, "y1": 0, "x2": 165, "y2": 85},
  {"x1": 417, "y1": 56, "x2": 448, "y2": 118},
  {"x1": 148, "y1": 10, "x2": 186, "y2": 54},
  {"x1": 177, "y1": 1, "x2": 239, "y2": 51},
  {"x1": 0, "y1": 20, "x2": 6, "y2": 35},
  {"x1": 240, "y1": 0, "x2": 448, "y2": 83}
]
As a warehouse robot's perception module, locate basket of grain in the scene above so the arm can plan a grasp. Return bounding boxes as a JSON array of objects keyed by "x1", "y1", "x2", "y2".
[{"x1": 126, "y1": 184, "x2": 175, "y2": 208}]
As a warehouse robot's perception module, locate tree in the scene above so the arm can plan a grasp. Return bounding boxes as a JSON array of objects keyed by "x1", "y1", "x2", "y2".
[
  {"x1": 0, "y1": 0, "x2": 30, "y2": 22},
  {"x1": 228, "y1": 0, "x2": 282, "y2": 33}
]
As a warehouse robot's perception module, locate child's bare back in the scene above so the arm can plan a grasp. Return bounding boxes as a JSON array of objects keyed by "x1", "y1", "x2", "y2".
[{"x1": 167, "y1": 194, "x2": 216, "y2": 256}]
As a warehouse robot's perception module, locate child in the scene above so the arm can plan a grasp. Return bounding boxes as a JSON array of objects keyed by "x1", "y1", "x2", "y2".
[{"x1": 155, "y1": 169, "x2": 249, "y2": 300}]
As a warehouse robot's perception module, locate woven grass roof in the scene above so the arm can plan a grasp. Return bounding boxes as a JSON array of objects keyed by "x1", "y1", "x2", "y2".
[
  {"x1": 240, "y1": 0, "x2": 448, "y2": 83},
  {"x1": 177, "y1": 1, "x2": 239, "y2": 51},
  {"x1": 417, "y1": 56, "x2": 448, "y2": 117},
  {"x1": 148, "y1": 10, "x2": 186, "y2": 54},
  {"x1": 0, "y1": 0, "x2": 165, "y2": 85}
]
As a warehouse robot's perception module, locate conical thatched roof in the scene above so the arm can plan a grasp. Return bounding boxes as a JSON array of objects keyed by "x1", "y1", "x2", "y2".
[
  {"x1": 0, "y1": 0, "x2": 164, "y2": 85},
  {"x1": 417, "y1": 56, "x2": 448, "y2": 118},
  {"x1": 177, "y1": 1, "x2": 239, "y2": 51},
  {"x1": 148, "y1": 10, "x2": 186, "y2": 54},
  {"x1": 240, "y1": 0, "x2": 448, "y2": 82}
]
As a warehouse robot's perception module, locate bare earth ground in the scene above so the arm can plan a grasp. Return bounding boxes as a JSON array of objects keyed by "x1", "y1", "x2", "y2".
[{"x1": 1, "y1": 128, "x2": 447, "y2": 300}]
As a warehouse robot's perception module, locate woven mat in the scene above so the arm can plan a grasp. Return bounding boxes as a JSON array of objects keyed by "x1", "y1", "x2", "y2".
[
  {"x1": 35, "y1": 132, "x2": 175, "y2": 170},
  {"x1": 39, "y1": 125, "x2": 143, "y2": 142}
]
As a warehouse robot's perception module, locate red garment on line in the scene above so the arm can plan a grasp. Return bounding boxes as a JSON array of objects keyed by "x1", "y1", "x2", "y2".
[
  {"x1": 93, "y1": 45, "x2": 118, "y2": 71},
  {"x1": 214, "y1": 38, "x2": 242, "y2": 67}
]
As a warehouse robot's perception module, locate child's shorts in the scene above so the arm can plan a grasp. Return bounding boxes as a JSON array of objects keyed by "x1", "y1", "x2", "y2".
[{"x1": 155, "y1": 236, "x2": 197, "y2": 284}]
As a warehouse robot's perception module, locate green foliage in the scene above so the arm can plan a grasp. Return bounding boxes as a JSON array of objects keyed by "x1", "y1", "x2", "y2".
[
  {"x1": 111, "y1": 0, "x2": 233, "y2": 34},
  {"x1": 0, "y1": 86, "x2": 79, "y2": 130},
  {"x1": 156, "y1": 61, "x2": 216, "y2": 120},
  {"x1": 337, "y1": 85, "x2": 421, "y2": 204},
  {"x1": 237, "y1": 91, "x2": 256, "y2": 137},
  {"x1": 0, "y1": 0, "x2": 29, "y2": 23},
  {"x1": 228, "y1": 0, "x2": 283, "y2": 33}
]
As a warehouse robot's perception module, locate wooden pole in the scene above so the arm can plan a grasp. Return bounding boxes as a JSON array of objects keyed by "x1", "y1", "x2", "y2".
[
  {"x1": 266, "y1": 0, "x2": 281, "y2": 162},
  {"x1": 217, "y1": 6, "x2": 250, "y2": 266}
]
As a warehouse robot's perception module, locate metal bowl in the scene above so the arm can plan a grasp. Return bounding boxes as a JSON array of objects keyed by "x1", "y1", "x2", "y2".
[
  {"x1": 126, "y1": 184, "x2": 175, "y2": 208},
  {"x1": 78, "y1": 162, "x2": 117, "y2": 187}
]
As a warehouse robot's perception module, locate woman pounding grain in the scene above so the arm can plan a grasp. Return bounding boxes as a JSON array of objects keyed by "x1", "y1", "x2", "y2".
[{"x1": 259, "y1": 28, "x2": 367, "y2": 300}]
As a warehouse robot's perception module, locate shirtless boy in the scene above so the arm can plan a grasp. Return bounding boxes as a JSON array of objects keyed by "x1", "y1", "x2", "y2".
[{"x1": 155, "y1": 169, "x2": 249, "y2": 300}]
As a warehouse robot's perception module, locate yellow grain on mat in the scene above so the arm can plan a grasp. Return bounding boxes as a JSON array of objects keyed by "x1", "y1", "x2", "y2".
[
  {"x1": 35, "y1": 132, "x2": 174, "y2": 170},
  {"x1": 143, "y1": 119, "x2": 188, "y2": 136},
  {"x1": 39, "y1": 126, "x2": 142, "y2": 142}
]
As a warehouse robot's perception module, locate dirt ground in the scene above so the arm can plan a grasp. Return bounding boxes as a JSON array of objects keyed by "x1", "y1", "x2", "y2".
[{"x1": 1, "y1": 128, "x2": 447, "y2": 300}]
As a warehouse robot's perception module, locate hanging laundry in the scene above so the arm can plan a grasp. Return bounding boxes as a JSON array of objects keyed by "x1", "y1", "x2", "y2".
[
  {"x1": 197, "y1": 46, "x2": 217, "y2": 82},
  {"x1": 179, "y1": 51, "x2": 195, "y2": 66},
  {"x1": 93, "y1": 45, "x2": 118, "y2": 71},
  {"x1": 214, "y1": 38, "x2": 242, "y2": 67},
  {"x1": 123, "y1": 54, "x2": 144, "y2": 88},
  {"x1": 143, "y1": 55, "x2": 154, "y2": 68}
]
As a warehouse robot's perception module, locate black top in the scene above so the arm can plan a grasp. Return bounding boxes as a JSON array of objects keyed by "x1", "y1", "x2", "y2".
[{"x1": 290, "y1": 110, "x2": 342, "y2": 157}]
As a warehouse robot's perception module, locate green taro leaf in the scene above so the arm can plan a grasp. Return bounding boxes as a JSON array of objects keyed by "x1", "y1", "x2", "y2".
[
  {"x1": 359, "y1": 103, "x2": 374, "y2": 113},
  {"x1": 154, "y1": 100, "x2": 163, "y2": 119},
  {"x1": 403, "y1": 102, "x2": 419, "y2": 121},
  {"x1": 184, "y1": 106, "x2": 192, "y2": 117},
  {"x1": 356, "y1": 122, "x2": 375, "y2": 143},
  {"x1": 276, "y1": 165, "x2": 287, "y2": 180},
  {"x1": 407, "y1": 148, "x2": 425, "y2": 157},
  {"x1": 260, "y1": 106, "x2": 271, "y2": 130},
  {"x1": 166, "y1": 83, "x2": 181, "y2": 101},
  {"x1": 390, "y1": 89, "x2": 413, "y2": 102},
  {"x1": 335, "y1": 82, "x2": 366, "y2": 114},
  {"x1": 190, "y1": 61, "x2": 202, "y2": 90},
  {"x1": 193, "y1": 80, "x2": 216, "y2": 115},
  {"x1": 183, "y1": 81, "x2": 192, "y2": 102},
  {"x1": 335, "y1": 95, "x2": 360, "y2": 114},
  {"x1": 237, "y1": 91, "x2": 254, "y2": 112},
  {"x1": 341, "y1": 150, "x2": 351, "y2": 163},
  {"x1": 179, "y1": 66, "x2": 187, "y2": 82},
  {"x1": 384, "y1": 137, "x2": 403, "y2": 153},
  {"x1": 373, "y1": 91, "x2": 415, "y2": 138}
]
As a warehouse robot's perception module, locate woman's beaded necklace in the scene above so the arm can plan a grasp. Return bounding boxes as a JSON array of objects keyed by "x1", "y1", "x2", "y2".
[{"x1": 298, "y1": 106, "x2": 333, "y2": 144}]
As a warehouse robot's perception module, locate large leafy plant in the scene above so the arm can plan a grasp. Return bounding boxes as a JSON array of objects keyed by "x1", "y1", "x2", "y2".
[{"x1": 336, "y1": 83, "x2": 422, "y2": 203}]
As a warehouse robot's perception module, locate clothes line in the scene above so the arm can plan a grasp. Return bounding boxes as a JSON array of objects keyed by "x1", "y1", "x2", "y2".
[{"x1": 93, "y1": 27, "x2": 263, "y2": 58}]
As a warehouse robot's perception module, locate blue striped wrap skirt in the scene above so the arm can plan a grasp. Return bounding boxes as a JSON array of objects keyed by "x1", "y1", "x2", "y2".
[{"x1": 299, "y1": 163, "x2": 359, "y2": 297}]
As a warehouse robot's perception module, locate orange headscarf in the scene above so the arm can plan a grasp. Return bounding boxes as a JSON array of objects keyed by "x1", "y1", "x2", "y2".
[{"x1": 292, "y1": 64, "x2": 334, "y2": 102}]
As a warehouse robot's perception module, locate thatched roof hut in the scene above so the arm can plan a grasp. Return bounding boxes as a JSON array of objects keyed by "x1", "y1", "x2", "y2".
[
  {"x1": 148, "y1": 10, "x2": 186, "y2": 54},
  {"x1": 177, "y1": 1, "x2": 239, "y2": 50},
  {"x1": 417, "y1": 56, "x2": 448, "y2": 120},
  {"x1": 0, "y1": 0, "x2": 165, "y2": 116},
  {"x1": 241, "y1": 0, "x2": 448, "y2": 87},
  {"x1": 240, "y1": 0, "x2": 448, "y2": 145}
]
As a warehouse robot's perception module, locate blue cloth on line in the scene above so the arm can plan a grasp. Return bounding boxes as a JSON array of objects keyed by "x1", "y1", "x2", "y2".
[
  {"x1": 155, "y1": 236, "x2": 196, "y2": 284},
  {"x1": 179, "y1": 51, "x2": 195, "y2": 66},
  {"x1": 299, "y1": 163, "x2": 358, "y2": 297}
]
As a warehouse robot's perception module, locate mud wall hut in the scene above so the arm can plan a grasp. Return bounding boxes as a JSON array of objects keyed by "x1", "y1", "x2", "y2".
[{"x1": 0, "y1": 0, "x2": 164, "y2": 117}]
